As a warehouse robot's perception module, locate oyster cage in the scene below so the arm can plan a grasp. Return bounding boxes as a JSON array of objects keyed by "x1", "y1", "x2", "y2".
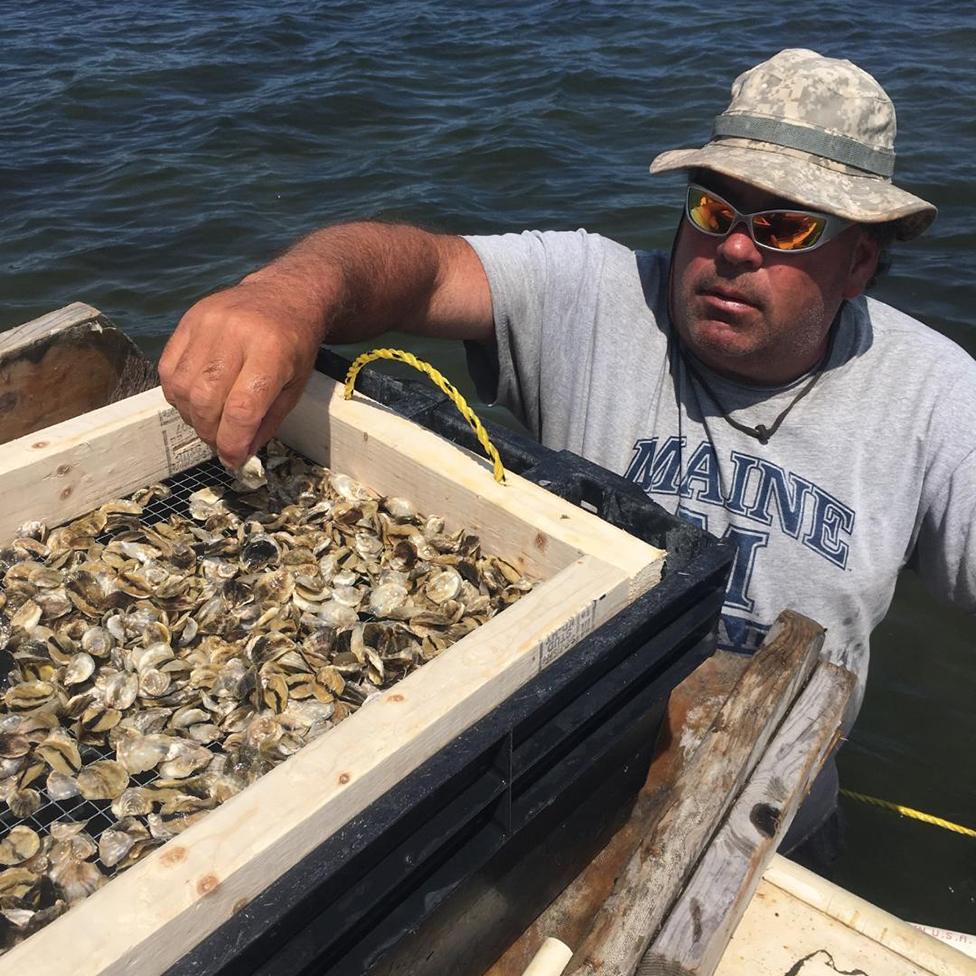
[
  {"x1": 0, "y1": 440, "x2": 538, "y2": 890},
  {"x1": 0, "y1": 457, "x2": 239, "y2": 875},
  {"x1": 1, "y1": 352, "x2": 734, "y2": 975}
]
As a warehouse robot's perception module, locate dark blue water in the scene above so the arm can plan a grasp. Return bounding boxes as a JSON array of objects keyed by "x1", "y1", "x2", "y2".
[{"x1": 2, "y1": 0, "x2": 974, "y2": 933}]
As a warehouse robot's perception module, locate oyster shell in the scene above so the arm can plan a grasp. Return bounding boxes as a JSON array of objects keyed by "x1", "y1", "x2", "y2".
[
  {"x1": 0, "y1": 826, "x2": 40, "y2": 866},
  {"x1": 77, "y1": 760, "x2": 129, "y2": 800},
  {"x1": 49, "y1": 858, "x2": 104, "y2": 905},
  {"x1": 46, "y1": 770, "x2": 81, "y2": 801},
  {"x1": 7, "y1": 788, "x2": 41, "y2": 818},
  {"x1": 36, "y1": 729, "x2": 83, "y2": 775}
]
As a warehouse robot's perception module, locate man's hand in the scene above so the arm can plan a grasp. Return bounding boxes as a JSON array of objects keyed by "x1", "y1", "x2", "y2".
[
  {"x1": 159, "y1": 277, "x2": 324, "y2": 469},
  {"x1": 159, "y1": 223, "x2": 494, "y2": 469}
]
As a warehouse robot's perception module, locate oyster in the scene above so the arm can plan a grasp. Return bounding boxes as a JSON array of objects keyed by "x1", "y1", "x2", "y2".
[
  {"x1": 49, "y1": 858, "x2": 104, "y2": 905},
  {"x1": 233, "y1": 456, "x2": 268, "y2": 491},
  {"x1": 0, "y1": 732, "x2": 30, "y2": 759},
  {"x1": 0, "y1": 826, "x2": 40, "y2": 866},
  {"x1": 77, "y1": 760, "x2": 129, "y2": 801},
  {"x1": 64, "y1": 652, "x2": 96, "y2": 686},
  {"x1": 98, "y1": 821, "x2": 145, "y2": 869},
  {"x1": 8, "y1": 788, "x2": 41, "y2": 818},
  {"x1": 111, "y1": 786, "x2": 154, "y2": 818},
  {"x1": 35, "y1": 729, "x2": 82, "y2": 775},
  {"x1": 46, "y1": 770, "x2": 81, "y2": 800},
  {"x1": 116, "y1": 733, "x2": 173, "y2": 774}
]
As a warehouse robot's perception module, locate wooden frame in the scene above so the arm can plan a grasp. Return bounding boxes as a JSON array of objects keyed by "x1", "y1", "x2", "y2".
[
  {"x1": 0, "y1": 371, "x2": 665, "y2": 976},
  {"x1": 0, "y1": 302, "x2": 157, "y2": 445}
]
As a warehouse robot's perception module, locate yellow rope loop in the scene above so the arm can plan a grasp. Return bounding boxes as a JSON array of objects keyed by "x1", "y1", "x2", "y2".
[
  {"x1": 343, "y1": 348, "x2": 506, "y2": 484},
  {"x1": 840, "y1": 789, "x2": 976, "y2": 839}
]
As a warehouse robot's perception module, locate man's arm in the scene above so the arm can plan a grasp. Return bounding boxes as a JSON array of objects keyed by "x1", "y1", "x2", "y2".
[{"x1": 158, "y1": 223, "x2": 493, "y2": 468}]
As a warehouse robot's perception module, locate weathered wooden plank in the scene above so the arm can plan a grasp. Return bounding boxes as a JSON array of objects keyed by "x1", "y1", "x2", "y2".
[
  {"x1": 645, "y1": 662, "x2": 855, "y2": 976},
  {"x1": 0, "y1": 303, "x2": 157, "y2": 444},
  {"x1": 0, "y1": 302, "x2": 103, "y2": 351},
  {"x1": 485, "y1": 653, "x2": 750, "y2": 976},
  {"x1": 717, "y1": 862, "x2": 976, "y2": 976},
  {"x1": 568, "y1": 610, "x2": 825, "y2": 976}
]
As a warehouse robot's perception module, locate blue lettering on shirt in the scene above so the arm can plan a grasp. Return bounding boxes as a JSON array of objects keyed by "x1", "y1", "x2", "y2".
[
  {"x1": 745, "y1": 460, "x2": 814, "y2": 539},
  {"x1": 679, "y1": 441, "x2": 725, "y2": 504},
  {"x1": 716, "y1": 613, "x2": 771, "y2": 655},
  {"x1": 627, "y1": 439, "x2": 854, "y2": 652},
  {"x1": 624, "y1": 436, "x2": 684, "y2": 495}
]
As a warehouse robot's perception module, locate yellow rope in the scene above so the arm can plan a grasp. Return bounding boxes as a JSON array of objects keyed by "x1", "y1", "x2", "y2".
[
  {"x1": 343, "y1": 348, "x2": 506, "y2": 484},
  {"x1": 841, "y1": 789, "x2": 976, "y2": 839}
]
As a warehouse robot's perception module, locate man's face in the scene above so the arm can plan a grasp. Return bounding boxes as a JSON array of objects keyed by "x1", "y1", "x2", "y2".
[{"x1": 670, "y1": 172, "x2": 879, "y2": 385}]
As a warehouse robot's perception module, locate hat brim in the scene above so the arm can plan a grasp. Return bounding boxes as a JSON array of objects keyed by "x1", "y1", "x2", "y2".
[{"x1": 651, "y1": 142, "x2": 936, "y2": 241}]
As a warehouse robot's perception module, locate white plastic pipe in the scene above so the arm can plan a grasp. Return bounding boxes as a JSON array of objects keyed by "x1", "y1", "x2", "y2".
[{"x1": 520, "y1": 937, "x2": 574, "y2": 976}]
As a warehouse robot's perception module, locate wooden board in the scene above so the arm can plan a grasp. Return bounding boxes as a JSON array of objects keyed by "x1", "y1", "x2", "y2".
[
  {"x1": 717, "y1": 856, "x2": 976, "y2": 976},
  {"x1": 569, "y1": 611, "x2": 824, "y2": 976},
  {"x1": 0, "y1": 389, "x2": 213, "y2": 541},
  {"x1": 647, "y1": 662, "x2": 854, "y2": 975},
  {"x1": 0, "y1": 303, "x2": 157, "y2": 445},
  {"x1": 0, "y1": 367, "x2": 666, "y2": 976}
]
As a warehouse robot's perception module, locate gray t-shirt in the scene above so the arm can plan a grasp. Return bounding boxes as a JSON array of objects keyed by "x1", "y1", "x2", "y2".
[{"x1": 465, "y1": 229, "x2": 976, "y2": 727}]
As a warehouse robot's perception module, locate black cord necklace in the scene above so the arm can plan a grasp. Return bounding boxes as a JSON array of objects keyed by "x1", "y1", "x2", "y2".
[
  {"x1": 664, "y1": 220, "x2": 837, "y2": 446},
  {"x1": 679, "y1": 326, "x2": 836, "y2": 445}
]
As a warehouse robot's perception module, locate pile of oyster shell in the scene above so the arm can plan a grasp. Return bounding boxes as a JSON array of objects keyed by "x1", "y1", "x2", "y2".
[{"x1": 0, "y1": 442, "x2": 533, "y2": 952}]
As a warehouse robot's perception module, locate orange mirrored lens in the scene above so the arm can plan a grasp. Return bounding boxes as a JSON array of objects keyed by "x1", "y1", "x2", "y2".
[
  {"x1": 753, "y1": 212, "x2": 825, "y2": 250},
  {"x1": 688, "y1": 190, "x2": 735, "y2": 234}
]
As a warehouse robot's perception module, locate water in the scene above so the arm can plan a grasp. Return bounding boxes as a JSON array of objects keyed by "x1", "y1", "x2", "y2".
[{"x1": 2, "y1": 0, "x2": 974, "y2": 932}]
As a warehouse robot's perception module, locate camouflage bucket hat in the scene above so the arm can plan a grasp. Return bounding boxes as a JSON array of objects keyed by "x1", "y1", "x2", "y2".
[{"x1": 650, "y1": 49, "x2": 936, "y2": 241}]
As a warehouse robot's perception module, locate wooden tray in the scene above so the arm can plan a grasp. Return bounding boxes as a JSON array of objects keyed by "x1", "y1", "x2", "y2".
[{"x1": 0, "y1": 371, "x2": 665, "y2": 976}]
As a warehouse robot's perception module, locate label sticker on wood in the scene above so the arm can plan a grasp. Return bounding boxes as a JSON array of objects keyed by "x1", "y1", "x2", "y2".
[
  {"x1": 159, "y1": 408, "x2": 213, "y2": 475},
  {"x1": 540, "y1": 599, "x2": 598, "y2": 668}
]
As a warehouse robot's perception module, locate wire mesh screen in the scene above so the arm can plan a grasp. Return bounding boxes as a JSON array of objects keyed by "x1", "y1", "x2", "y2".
[
  {"x1": 0, "y1": 456, "x2": 240, "y2": 875},
  {"x1": 124, "y1": 457, "x2": 237, "y2": 529},
  {"x1": 1, "y1": 753, "x2": 162, "y2": 872},
  {"x1": 1, "y1": 439, "x2": 535, "y2": 928}
]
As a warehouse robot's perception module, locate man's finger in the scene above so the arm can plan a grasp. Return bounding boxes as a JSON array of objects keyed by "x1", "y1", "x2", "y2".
[
  {"x1": 215, "y1": 364, "x2": 291, "y2": 468},
  {"x1": 184, "y1": 353, "x2": 242, "y2": 448},
  {"x1": 246, "y1": 382, "x2": 308, "y2": 459},
  {"x1": 159, "y1": 294, "x2": 246, "y2": 441},
  {"x1": 158, "y1": 323, "x2": 190, "y2": 398}
]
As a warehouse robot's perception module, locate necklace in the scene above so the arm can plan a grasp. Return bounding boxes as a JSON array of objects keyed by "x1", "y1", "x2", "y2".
[
  {"x1": 678, "y1": 328, "x2": 836, "y2": 445},
  {"x1": 663, "y1": 227, "x2": 838, "y2": 446}
]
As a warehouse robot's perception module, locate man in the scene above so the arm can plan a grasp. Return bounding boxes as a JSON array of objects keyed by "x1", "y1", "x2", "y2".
[{"x1": 160, "y1": 50, "x2": 976, "y2": 862}]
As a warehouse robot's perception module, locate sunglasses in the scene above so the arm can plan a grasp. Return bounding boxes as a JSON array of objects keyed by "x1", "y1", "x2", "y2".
[{"x1": 685, "y1": 183, "x2": 853, "y2": 253}]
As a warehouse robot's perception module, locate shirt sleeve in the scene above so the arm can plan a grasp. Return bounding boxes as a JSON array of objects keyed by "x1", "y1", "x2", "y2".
[
  {"x1": 913, "y1": 448, "x2": 976, "y2": 612},
  {"x1": 911, "y1": 365, "x2": 976, "y2": 613},
  {"x1": 461, "y1": 229, "x2": 607, "y2": 439}
]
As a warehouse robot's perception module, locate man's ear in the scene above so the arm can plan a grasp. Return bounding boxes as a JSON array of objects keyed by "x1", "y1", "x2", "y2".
[{"x1": 842, "y1": 229, "x2": 881, "y2": 299}]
